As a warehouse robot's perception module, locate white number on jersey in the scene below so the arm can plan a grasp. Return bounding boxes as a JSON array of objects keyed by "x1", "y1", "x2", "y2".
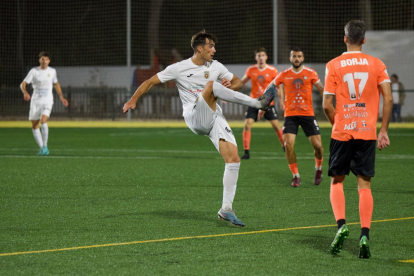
[{"x1": 343, "y1": 72, "x2": 368, "y2": 100}]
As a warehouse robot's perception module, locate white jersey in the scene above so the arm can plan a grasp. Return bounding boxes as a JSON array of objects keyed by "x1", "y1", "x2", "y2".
[
  {"x1": 157, "y1": 58, "x2": 233, "y2": 115},
  {"x1": 23, "y1": 66, "x2": 58, "y2": 104}
]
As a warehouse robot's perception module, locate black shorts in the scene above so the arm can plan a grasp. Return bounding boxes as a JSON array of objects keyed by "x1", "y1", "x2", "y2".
[
  {"x1": 283, "y1": 116, "x2": 320, "y2": 137},
  {"x1": 328, "y1": 139, "x2": 376, "y2": 177},
  {"x1": 245, "y1": 105, "x2": 278, "y2": 122}
]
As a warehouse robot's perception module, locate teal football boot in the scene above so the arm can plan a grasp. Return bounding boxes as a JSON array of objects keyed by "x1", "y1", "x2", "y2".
[
  {"x1": 42, "y1": 146, "x2": 49, "y2": 156},
  {"x1": 218, "y1": 208, "x2": 245, "y2": 227}
]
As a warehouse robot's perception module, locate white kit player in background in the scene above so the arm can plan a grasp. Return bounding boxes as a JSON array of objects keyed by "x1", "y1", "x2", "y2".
[
  {"x1": 123, "y1": 30, "x2": 276, "y2": 227},
  {"x1": 20, "y1": 51, "x2": 69, "y2": 156}
]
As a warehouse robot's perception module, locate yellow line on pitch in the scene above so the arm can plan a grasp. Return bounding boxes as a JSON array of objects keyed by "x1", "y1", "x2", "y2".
[
  {"x1": 0, "y1": 216, "x2": 413, "y2": 257},
  {"x1": 399, "y1": 260, "x2": 414, "y2": 263}
]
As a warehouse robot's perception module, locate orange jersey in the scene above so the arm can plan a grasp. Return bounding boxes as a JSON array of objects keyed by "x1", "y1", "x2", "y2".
[
  {"x1": 245, "y1": 65, "x2": 278, "y2": 105},
  {"x1": 274, "y1": 66, "x2": 320, "y2": 117},
  {"x1": 324, "y1": 51, "x2": 390, "y2": 141}
]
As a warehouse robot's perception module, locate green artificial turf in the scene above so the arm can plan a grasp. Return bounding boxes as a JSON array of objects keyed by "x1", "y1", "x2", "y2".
[{"x1": 0, "y1": 127, "x2": 413, "y2": 275}]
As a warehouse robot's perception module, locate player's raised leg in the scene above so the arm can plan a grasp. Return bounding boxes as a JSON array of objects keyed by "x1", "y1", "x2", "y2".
[
  {"x1": 201, "y1": 81, "x2": 275, "y2": 111},
  {"x1": 309, "y1": 134, "x2": 323, "y2": 185},
  {"x1": 31, "y1": 120, "x2": 44, "y2": 155},
  {"x1": 217, "y1": 139, "x2": 245, "y2": 227},
  {"x1": 284, "y1": 133, "x2": 300, "y2": 187}
]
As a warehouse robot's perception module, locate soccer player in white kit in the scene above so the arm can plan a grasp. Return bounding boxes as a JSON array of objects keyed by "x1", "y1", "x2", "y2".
[
  {"x1": 20, "y1": 51, "x2": 69, "y2": 156},
  {"x1": 123, "y1": 30, "x2": 276, "y2": 227}
]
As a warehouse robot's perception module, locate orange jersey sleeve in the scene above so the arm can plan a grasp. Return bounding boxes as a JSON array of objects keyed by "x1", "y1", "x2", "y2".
[
  {"x1": 277, "y1": 67, "x2": 320, "y2": 117},
  {"x1": 324, "y1": 52, "x2": 391, "y2": 141}
]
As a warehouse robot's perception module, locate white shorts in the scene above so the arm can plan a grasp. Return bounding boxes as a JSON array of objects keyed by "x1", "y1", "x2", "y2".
[
  {"x1": 29, "y1": 100, "x2": 53, "y2": 121},
  {"x1": 184, "y1": 95, "x2": 237, "y2": 152}
]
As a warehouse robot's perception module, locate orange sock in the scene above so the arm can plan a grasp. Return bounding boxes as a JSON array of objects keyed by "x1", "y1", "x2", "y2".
[
  {"x1": 330, "y1": 183, "x2": 345, "y2": 222},
  {"x1": 359, "y1": 188, "x2": 373, "y2": 229},
  {"x1": 276, "y1": 129, "x2": 284, "y2": 146},
  {"x1": 288, "y1": 163, "x2": 298, "y2": 175},
  {"x1": 243, "y1": 131, "x2": 251, "y2": 150},
  {"x1": 315, "y1": 158, "x2": 323, "y2": 169}
]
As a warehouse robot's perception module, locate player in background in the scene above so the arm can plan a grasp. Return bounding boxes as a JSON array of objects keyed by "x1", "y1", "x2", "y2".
[
  {"x1": 240, "y1": 48, "x2": 284, "y2": 160},
  {"x1": 323, "y1": 20, "x2": 392, "y2": 258},
  {"x1": 123, "y1": 30, "x2": 275, "y2": 227},
  {"x1": 273, "y1": 48, "x2": 324, "y2": 187},
  {"x1": 20, "y1": 51, "x2": 69, "y2": 156}
]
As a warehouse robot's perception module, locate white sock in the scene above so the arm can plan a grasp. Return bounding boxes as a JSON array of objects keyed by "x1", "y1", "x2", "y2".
[
  {"x1": 32, "y1": 128, "x2": 43, "y2": 148},
  {"x1": 293, "y1": 173, "x2": 300, "y2": 178},
  {"x1": 213, "y1": 82, "x2": 261, "y2": 108},
  {"x1": 222, "y1": 162, "x2": 240, "y2": 210},
  {"x1": 41, "y1": 123, "x2": 49, "y2": 147},
  {"x1": 315, "y1": 166, "x2": 322, "y2": 171}
]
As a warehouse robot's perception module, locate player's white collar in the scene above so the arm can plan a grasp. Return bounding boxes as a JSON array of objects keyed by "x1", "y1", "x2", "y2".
[
  {"x1": 342, "y1": 51, "x2": 362, "y2": 54},
  {"x1": 257, "y1": 64, "x2": 268, "y2": 71},
  {"x1": 290, "y1": 66, "x2": 304, "y2": 74}
]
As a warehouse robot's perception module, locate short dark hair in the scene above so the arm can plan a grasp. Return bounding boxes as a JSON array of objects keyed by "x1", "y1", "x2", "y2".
[
  {"x1": 191, "y1": 30, "x2": 217, "y2": 51},
  {"x1": 290, "y1": 47, "x2": 303, "y2": 55},
  {"x1": 255, "y1": 47, "x2": 267, "y2": 55},
  {"x1": 344, "y1": 20, "x2": 366, "y2": 45},
  {"x1": 39, "y1": 51, "x2": 50, "y2": 58},
  {"x1": 391, "y1": 74, "x2": 398, "y2": 80}
]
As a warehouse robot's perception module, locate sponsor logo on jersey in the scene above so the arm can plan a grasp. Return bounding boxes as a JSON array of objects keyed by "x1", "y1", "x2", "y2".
[
  {"x1": 187, "y1": 74, "x2": 193, "y2": 77},
  {"x1": 343, "y1": 111, "x2": 368, "y2": 119},
  {"x1": 204, "y1": 71, "x2": 209, "y2": 79},
  {"x1": 343, "y1": 103, "x2": 366, "y2": 108},
  {"x1": 344, "y1": 121, "x2": 357, "y2": 131},
  {"x1": 340, "y1": 58, "x2": 369, "y2": 67}
]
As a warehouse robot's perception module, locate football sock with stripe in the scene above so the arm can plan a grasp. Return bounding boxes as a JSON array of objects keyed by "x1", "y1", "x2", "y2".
[
  {"x1": 315, "y1": 157, "x2": 323, "y2": 170},
  {"x1": 288, "y1": 163, "x2": 299, "y2": 177}
]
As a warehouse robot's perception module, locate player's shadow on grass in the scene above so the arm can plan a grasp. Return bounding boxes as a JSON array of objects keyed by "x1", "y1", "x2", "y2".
[
  {"x1": 149, "y1": 210, "x2": 212, "y2": 221},
  {"x1": 292, "y1": 233, "x2": 360, "y2": 256}
]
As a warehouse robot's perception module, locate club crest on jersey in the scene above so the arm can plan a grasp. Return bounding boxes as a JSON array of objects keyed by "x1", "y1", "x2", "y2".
[
  {"x1": 204, "y1": 71, "x2": 209, "y2": 79},
  {"x1": 304, "y1": 76, "x2": 308, "y2": 80},
  {"x1": 293, "y1": 78, "x2": 304, "y2": 89}
]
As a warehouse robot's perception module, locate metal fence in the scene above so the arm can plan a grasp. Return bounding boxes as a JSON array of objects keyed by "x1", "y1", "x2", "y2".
[{"x1": 0, "y1": 87, "x2": 327, "y2": 121}]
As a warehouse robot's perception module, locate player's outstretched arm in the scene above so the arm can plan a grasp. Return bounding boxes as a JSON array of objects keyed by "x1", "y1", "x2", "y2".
[
  {"x1": 323, "y1": 94, "x2": 335, "y2": 125},
  {"x1": 123, "y1": 74, "x2": 161, "y2": 114},
  {"x1": 229, "y1": 75, "x2": 243, "y2": 91},
  {"x1": 20, "y1": 81, "x2": 31, "y2": 101},
  {"x1": 53, "y1": 82, "x2": 69, "y2": 107},
  {"x1": 240, "y1": 74, "x2": 250, "y2": 85},
  {"x1": 377, "y1": 82, "x2": 393, "y2": 150}
]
